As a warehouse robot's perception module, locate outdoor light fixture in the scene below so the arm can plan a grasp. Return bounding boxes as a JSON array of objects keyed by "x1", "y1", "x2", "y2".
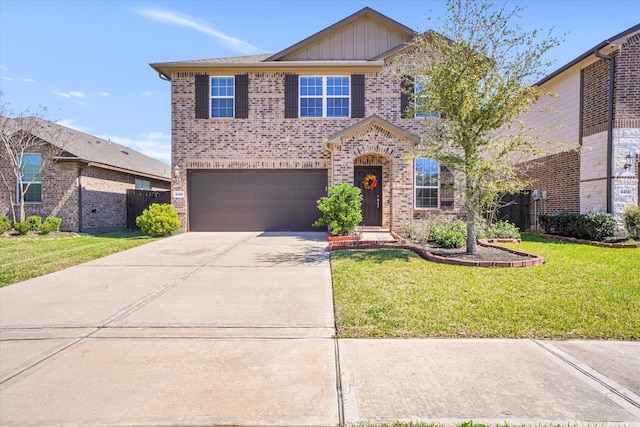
[
  {"x1": 624, "y1": 153, "x2": 633, "y2": 170},
  {"x1": 173, "y1": 165, "x2": 181, "y2": 179}
]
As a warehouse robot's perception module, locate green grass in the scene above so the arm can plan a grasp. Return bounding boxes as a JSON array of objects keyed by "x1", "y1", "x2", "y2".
[
  {"x1": 0, "y1": 231, "x2": 160, "y2": 287},
  {"x1": 331, "y1": 234, "x2": 640, "y2": 340}
]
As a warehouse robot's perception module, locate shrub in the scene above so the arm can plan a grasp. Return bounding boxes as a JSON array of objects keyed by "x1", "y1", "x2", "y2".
[
  {"x1": 14, "y1": 221, "x2": 31, "y2": 235},
  {"x1": 0, "y1": 216, "x2": 9, "y2": 234},
  {"x1": 539, "y1": 212, "x2": 615, "y2": 241},
  {"x1": 313, "y1": 183, "x2": 363, "y2": 236},
  {"x1": 136, "y1": 203, "x2": 181, "y2": 237},
  {"x1": 429, "y1": 219, "x2": 466, "y2": 248},
  {"x1": 622, "y1": 205, "x2": 640, "y2": 240},
  {"x1": 44, "y1": 216, "x2": 62, "y2": 232},
  {"x1": 26, "y1": 215, "x2": 42, "y2": 231},
  {"x1": 487, "y1": 220, "x2": 521, "y2": 239},
  {"x1": 40, "y1": 221, "x2": 55, "y2": 235}
]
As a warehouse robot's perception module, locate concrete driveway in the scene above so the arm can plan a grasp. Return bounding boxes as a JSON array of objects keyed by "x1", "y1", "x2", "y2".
[{"x1": 1, "y1": 232, "x2": 639, "y2": 426}]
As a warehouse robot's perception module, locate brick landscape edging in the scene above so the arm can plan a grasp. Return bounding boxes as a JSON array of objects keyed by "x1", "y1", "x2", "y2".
[
  {"x1": 328, "y1": 236, "x2": 545, "y2": 268},
  {"x1": 538, "y1": 233, "x2": 640, "y2": 248}
]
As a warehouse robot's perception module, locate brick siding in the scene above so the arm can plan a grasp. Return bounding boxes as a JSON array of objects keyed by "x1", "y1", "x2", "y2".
[
  {"x1": 516, "y1": 150, "x2": 581, "y2": 220},
  {"x1": 171, "y1": 60, "x2": 464, "y2": 232},
  {"x1": 582, "y1": 58, "x2": 610, "y2": 138}
]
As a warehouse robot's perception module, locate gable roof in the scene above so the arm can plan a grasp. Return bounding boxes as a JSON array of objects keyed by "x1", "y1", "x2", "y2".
[
  {"x1": 536, "y1": 22, "x2": 640, "y2": 86},
  {"x1": 323, "y1": 114, "x2": 419, "y2": 149},
  {"x1": 4, "y1": 116, "x2": 171, "y2": 181},
  {"x1": 149, "y1": 7, "x2": 416, "y2": 78},
  {"x1": 265, "y1": 7, "x2": 415, "y2": 62}
]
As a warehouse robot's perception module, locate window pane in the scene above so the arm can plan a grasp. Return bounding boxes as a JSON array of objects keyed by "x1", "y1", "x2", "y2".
[
  {"x1": 300, "y1": 77, "x2": 322, "y2": 96},
  {"x1": 415, "y1": 158, "x2": 438, "y2": 187},
  {"x1": 416, "y1": 188, "x2": 438, "y2": 208},
  {"x1": 211, "y1": 99, "x2": 234, "y2": 118},
  {"x1": 326, "y1": 98, "x2": 349, "y2": 117},
  {"x1": 211, "y1": 77, "x2": 234, "y2": 96},
  {"x1": 22, "y1": 183, "x2": 41, "y2": 203},
  {"x1": 327, "y1": 77, "x2": 349, "y2": 96},
  {"x1": 20, "y1": 154, "x2": 42, "y2": 181},
  {"x1": 300, "y1": 98, "x2": 322, "y2": 117}
]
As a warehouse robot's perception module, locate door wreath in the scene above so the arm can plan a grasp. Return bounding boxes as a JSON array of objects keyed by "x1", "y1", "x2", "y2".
[{"x1": 362, "y1": 174, "x2": 378, "y2": 190}]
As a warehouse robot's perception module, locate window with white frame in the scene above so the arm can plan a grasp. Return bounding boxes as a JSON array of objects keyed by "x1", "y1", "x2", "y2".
[
  {"x1": 18, "y1": 153, "x2": 42, "y2": 203},
  {"x1": 299, "y1": 76, "x2": 350, "y2": 118},
  {"x1": 414, "y1": 76, "x2": 439, "y2": 119},
  {"x1": 210, "y1": 76, "x2": 234, "y2": 118},
  {"x1": 414, "y1": 158, "x2": 439, "y2": 208}
]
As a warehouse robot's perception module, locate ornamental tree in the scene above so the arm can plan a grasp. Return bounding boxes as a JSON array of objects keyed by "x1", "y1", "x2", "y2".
[{"x1": 403, "y1": 0, "x2": 564, "y2": 254}]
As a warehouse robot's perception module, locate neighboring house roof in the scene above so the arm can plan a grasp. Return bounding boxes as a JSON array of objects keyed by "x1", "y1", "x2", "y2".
[
  {"x1": 536, "y1": 22, "x2": 640, "y2": 86},
  {"x1": 4, "y1": 116, "x2": 171, "y2": 181}
]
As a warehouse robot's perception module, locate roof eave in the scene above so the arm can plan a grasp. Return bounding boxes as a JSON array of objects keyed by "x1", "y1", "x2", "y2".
[
  {"x1": 535, "y1": 23, "x2": 640, "y2": 87},
  {"x1": 55, "y1": 156, "x2": 171, "y2": 182}
]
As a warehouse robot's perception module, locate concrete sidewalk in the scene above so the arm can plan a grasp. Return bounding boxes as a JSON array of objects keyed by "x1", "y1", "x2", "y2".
[{"x1": 1, "y1": 232, "x2": 639, "y2": 426}]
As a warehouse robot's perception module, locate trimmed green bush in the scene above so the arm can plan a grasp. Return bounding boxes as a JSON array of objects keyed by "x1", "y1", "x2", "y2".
[
  {"x1": 26, "y1": 215, "x2": 42, "y2": 232},
  {"x1": 429, "y1": 219, "x2": 466, "y2": 248},
  {"x1": 44, "y1": 216, "x2": 62, "y2": 232},
  {"x1": 0, "y1": 216, "x2": 9, "y2": 234},
  {"x1": 136, "y1": 203, "x2": 181, "y2": 237},
  {"x1": 40, "y1": 221, "x2": 55, "y2": 235},
  {"x1": 14, "y1": 221, "x2": 31, "y2": 235},
  {"x1": 487, "y1": 220, "x2": 521, "y2": 239},
  {"x1": 539, "y1": 212, "x2": 615, "y2": 241},
  {"x1": 313, "y1": 183, "x2": 363, "y2": 236},
  {"x1": 622, "y1": 205, "x2": 640, "y2": 240}
]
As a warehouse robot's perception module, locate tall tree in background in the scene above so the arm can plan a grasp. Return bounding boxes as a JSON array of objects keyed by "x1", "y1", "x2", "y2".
[
  {"x1": 403, "y1": 0, "x2": 564, "y2": 253},
  {"x1": 1, "y1": 96, "x2": 62, "y2": 223}
]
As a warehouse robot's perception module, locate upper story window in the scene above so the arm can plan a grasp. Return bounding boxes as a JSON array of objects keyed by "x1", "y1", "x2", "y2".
[
  {"x1": 414, "y1": 76, "x2": 439, "y2": 119},
  {"x1": 18, "y1": 153, "x2": 42, "y2": 203},
  {"x1": 210, "y1": 77, "x2": 235, "y2": 118},
  {"x1": 299, "y1": 76, "x2": 350, "y2": 118}
]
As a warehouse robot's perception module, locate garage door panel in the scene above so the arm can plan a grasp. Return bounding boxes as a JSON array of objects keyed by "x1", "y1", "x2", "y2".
[{"x1": 188, "y1": 170, "x2": 327, "y2": 231}]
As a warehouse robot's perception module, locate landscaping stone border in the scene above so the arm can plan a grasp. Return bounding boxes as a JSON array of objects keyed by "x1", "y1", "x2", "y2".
[
  {"x1": 538, "y1": 233, "x2": 640, "y2": 248},
  {"x1": 327, "y1": 234, "x2": 544, "y2": 268}
]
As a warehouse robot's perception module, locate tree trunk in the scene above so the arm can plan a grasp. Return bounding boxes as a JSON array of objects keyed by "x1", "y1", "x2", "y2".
[{"x1": 465, "y1": 173, "x2": 478, "y2": 254}]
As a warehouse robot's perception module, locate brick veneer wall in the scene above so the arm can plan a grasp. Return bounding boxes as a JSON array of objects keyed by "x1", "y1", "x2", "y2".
[
  {"x1": 0, "y1": 145, "x2": 169, "y2": 232},
  {"x1": 516, "y1": 150, "x2": 581, "y2": 219},
  {"x1": 582, "y1": 58, "x2": 610, "y2": 138},
  {"x1": 170, "y1": 60, "x2": 464, "y2": 232},
  {"x1": 614, "y1": 33, "x2": 640, "y2": 128}
]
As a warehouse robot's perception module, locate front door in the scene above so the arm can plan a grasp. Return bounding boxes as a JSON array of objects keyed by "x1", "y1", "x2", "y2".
[{"x1": 354, "y1": 166, "x2": 382, "y2": 226}]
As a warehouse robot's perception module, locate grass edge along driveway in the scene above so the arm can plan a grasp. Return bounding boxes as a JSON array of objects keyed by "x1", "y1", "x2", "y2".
[
  {"x1": 0, "y1": 232, "x2": 160, "y2": 288},
  {"x1": 331, "y1": 234, "x2": 640, "y2": 340}
]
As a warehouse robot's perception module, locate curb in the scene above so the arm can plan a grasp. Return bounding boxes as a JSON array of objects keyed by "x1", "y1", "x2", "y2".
[{"x1": 538, "y1": 233, "x2": 640, "y2": 248}]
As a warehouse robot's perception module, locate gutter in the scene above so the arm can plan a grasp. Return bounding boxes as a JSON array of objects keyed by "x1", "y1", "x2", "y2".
[{"x1": 593, "y1": 46, "x2": 615, "y2": 214}]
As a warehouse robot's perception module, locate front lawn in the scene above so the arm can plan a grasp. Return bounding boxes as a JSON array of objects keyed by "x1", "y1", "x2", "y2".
[
  {"x1": 331, "y1": 234, "x2": 640, "y2": 339},
  {"x1": 0, "y1": 231, "x2": 160, "y2": 287}
]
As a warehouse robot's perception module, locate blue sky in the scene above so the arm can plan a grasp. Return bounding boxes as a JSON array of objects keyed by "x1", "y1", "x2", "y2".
[{"x1": 1, "y1": 0, "x2": 638, "y2": 165}]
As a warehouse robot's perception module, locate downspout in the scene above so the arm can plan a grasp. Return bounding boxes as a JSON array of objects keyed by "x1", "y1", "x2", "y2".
[
  {"x1": 593, "y1": 46, "x2": 615, "y2": 214},
  {"x1": 77, "y1": 166, "x2": 83, "y2": 232}
]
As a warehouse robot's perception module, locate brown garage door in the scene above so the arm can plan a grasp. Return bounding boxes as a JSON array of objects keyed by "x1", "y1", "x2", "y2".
[{"x1": 188, "y1": 169, "x2": 328, "y2": 231}]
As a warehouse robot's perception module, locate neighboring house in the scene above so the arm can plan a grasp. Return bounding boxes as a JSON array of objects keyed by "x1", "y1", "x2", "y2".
[
  {"x1": 151, "y1": 7, "x2": 461, "y2": 232},
  {"x1": 515, "y1": 23, "x2": 640, "y2": 227},
  {"x1": 0, "y1": 117, "x2": 171, "y2": 232}
]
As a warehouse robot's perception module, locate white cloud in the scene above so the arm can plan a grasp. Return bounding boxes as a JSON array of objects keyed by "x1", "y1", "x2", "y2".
[
  {"x1": 99, "y1": 131, "x2": 171, "y2": 164},
  {"x1": 141, "y1": 91, "x2": 153, "y2": 97},
  {"x1": 99, "y1": 92, "x2": 110, "y2": 97},
  {"x1": 2, "y1": 77, "x2": 12, "y2": 81},
  {"x1": 52, "y1": 90, "x2": 86, "y2": 100},
  {"x1": 136, "y1": 8, "x2": 263, "y2": 55},
  {"x1": 21, "y1": 78, "x2": 36, "y2": 83}
]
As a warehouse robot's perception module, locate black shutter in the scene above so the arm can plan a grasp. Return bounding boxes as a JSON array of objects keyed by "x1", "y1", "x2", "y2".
[
  {"x1": 235, "y1": 74, "x2": 249, "y2": 119},
  {"x1": 284, "y1": 74, "x2": 298, "y2": 118},
  {"x1": 400, "y1": 75, "x2": 413, "y2": 119},
  {"x1": 351, "y1": 74, "x2": 365, "y2": 118},
  {"x1": 195, "y1": 74, "x2": 209, "y2": 119}
]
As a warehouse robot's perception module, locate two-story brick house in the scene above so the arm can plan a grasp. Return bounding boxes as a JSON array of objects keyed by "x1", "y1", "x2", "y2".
[
  {"x1": 515, "y1": 23, "x2": 640, "y2": 227},
  {"x1": 151, "y1": 7, "x2": 460, "y2": 232}
]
